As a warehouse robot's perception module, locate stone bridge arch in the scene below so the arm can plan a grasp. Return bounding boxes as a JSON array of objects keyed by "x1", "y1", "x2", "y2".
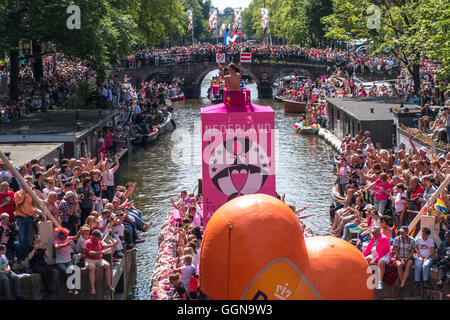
[{"x1": 112, "y1": 59, "x2": 329, "y2": 99}]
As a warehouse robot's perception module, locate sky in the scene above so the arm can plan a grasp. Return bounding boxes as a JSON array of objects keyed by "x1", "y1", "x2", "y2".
[{"x1": 211, "y1": 0, "x2": 253, "y2": 11}]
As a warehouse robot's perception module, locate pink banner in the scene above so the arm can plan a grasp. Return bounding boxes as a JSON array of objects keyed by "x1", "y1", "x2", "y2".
[{"x1": 201, "y1": 89, "x2": 276, "y2": 227}]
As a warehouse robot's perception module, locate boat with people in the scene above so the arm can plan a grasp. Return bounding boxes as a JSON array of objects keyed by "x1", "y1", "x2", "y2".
[
  {"x1": 207, "y1": 84, "x2": 223, "y2": 104},
  {"x1": 141, "y1": 127, "x2": 159, "y2": 143},
  {"x1": 283, "y1": 99, "x2": 307, "y2": 113},
  {"x1": 156, "y1": 113, "x2": 174, "y2": 135},
  {"x1": 169, "y1": 93, "x2": 185, "y2": 102},
  {"x1": 294, "y1": 121, "x2": 320, "y2": 135},
  {"x1": 273, "y1": 94, "x2": 283, "y2": 102},
  {"x1": 297, "y1": 127, "x2": 320, "y2": 135}
]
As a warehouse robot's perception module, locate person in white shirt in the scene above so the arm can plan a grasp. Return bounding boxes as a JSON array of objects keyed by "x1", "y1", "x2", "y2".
[
  {"x1": 173, "y1": 255, "x2": 196, "y2": 294},
  {"x1": 414, "y1": 227, "x2": 435, "y2": 289}
]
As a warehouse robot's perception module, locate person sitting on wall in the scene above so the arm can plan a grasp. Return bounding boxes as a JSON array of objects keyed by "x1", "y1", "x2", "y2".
[
  {"x1": 420, "y1": 103, "x2": 435, "y2": 132},
  {"x1": 363, "y1": 226, "x2": 391, "y2": 290},
  {"x1": 436, "y1": 230, "x2": 450, "y2": 290},
  {"x1": 84, "y1": 229, "x2": 119, "y2": 295}
]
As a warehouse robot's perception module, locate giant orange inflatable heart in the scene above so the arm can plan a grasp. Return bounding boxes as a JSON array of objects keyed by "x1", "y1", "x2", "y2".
[{"x1": 199, "y1": 194, "x2": 373, "y2": 300}]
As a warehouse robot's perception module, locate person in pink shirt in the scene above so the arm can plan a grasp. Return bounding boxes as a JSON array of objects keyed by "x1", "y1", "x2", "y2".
[
  {"x1": 363, "y1": 172, "x2": 393, "y2": 215},
  {"x1": 363, "y1": 226, "x2": 391, "y2": 289}
]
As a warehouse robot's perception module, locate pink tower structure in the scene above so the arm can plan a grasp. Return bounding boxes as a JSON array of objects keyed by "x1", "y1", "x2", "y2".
[{"x1": 201, "y1": 88, "x2": 276, "y2": 227}]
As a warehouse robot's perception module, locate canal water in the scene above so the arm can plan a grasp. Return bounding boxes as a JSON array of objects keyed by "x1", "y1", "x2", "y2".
[{"x1": 117, "y1": 72, "x2": 338, "y2": 300}]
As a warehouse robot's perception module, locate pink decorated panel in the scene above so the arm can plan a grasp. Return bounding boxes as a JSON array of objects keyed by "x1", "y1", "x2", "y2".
[{"x1": 201, "y1": 89, "x2": 276, "y2": 226}]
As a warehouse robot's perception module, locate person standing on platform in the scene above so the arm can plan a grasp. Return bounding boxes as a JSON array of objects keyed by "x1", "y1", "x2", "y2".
[{"x1": 14, "y1": 176, "x2": 38, "y2": 265}]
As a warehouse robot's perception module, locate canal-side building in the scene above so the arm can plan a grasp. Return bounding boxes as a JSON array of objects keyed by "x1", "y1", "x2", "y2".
[
  {"x1": 326, "y1": 97, "x2": 416, "y2": 149},
  {"x1": 0, "y1": 109, "x2": 118, "y2": 160}
]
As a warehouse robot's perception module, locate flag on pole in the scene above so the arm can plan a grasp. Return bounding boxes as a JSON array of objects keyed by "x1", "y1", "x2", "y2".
[
  {"x1": 223, "y1": 25, "x2": 229, "y2": 45},
  {"x1": 220, "y1": 24, "x2": 226, "y2": 36},
  {"x1": 261, "y1": 8, "x2": 269, "y2": 33},
  {"x1": 431, "y1": 197, "x2": 448, "y2": 222},
  {"x1": 409, "y1": 225, "x2": 416, "y2": 237},
  {"x1": 209, "y1": 8, "x2": 218, "y2": 31},
  {"x1": 187, "y1": 9, "x2": 193, "y2": 33},
  {"x1": 234, "y1": 8, "x2": 242, "y2": 30}
]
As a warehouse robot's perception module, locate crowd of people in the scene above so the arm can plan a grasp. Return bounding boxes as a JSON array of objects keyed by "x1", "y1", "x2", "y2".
[
  {"x1": 119, "y1": 43, "x2": 447, "y2": 106},
  {"x1": 0, "y1": 54, "x2": 96, "y2": 123},
  {"x1": 329, "y1": 129, "x2": 450, "y2": 291},
  {"x1": 152, "y1": 190, "x2": 316, "y2": 300},
  {"x1": 0, "y1": 150, "x2": 153, "y2": 299}
]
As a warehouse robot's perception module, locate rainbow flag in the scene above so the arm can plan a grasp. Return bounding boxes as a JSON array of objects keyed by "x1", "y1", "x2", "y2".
[
  {"x1": 434, "y1": 197, "x2": 447, "y2": 213},
  {"x1": 261, "y1": 8, "x2": 269, "y2": 33},
  {"x1": 409, "y1": 225, "x2": 416, "y2": 237},
  {"x1": 393, "y1": 224, "x2": 398, "y2": 237},
  {"x1": 187, "y1": 9, "x2": 193, "y2": 33},
  {"x1": 209, "y1": 8, "x2": 217, "y2": 31},
  {"x1": 431, "y1": 197, "x2": 448, "y2": 222}
]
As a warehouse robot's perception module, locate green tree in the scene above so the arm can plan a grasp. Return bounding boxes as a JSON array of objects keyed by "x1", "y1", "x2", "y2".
[{"x1": 322, "y1": 0, "x2": 449, "y2": 93}]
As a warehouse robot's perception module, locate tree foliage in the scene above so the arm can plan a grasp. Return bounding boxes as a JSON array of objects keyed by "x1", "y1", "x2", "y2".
[
  {"x1": 242, "y1": 0, "x2": 332, "y2": 45},
  {"x1": 322, "y1": 0, "x2": 449, "y2": 92}
]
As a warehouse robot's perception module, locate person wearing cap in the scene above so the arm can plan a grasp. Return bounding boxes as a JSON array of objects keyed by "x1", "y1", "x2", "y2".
[
  {"x1": 413, "y1": 227, "x2": 435, "y2": 289},
  {"x1": 14, "y1": 175, "x2": 38, "y2": 264},
  {"x1": 362, "y1": 225, "x2": 391, "y2": 289},
  {"x1": 54, "y1": 226, "x2": 81, "y2": 295},
  {"x1": 84, "y1": 229, "x2": 119, "y2": 295},
  {"x1": 0, "y1": 213, "x2": 20, "y2": 263},
  {"x1": 393, "y1": 225, "x2": 416, "y2": 289},
  {"x1": 436, "y1": 230, "x2": 450, "y2": 289}
]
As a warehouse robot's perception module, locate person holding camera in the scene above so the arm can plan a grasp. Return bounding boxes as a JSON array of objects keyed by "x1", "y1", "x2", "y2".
[
  {"x1": 58, "y1": 191, "x2": 80, "y2": 236},
  {"x1": 28, "y1": 235, "x2": 54, "y2": 297},
  {"x1": 436, "y1": 230, "x2": 450, "y2": 289}
]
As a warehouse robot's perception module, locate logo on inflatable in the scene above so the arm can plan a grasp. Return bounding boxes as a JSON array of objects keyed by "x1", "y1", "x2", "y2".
[
  {"x1": 208, "y1": 137, "x2": 270, "y2": 201},
  {"x1": 240, "y1": 257, "x2": 322, "y2": 300}
]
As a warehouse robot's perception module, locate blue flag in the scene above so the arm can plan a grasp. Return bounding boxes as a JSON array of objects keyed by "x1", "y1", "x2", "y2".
[{"x1": 224, "y1": 25, "x2": 229, "y2": 45}]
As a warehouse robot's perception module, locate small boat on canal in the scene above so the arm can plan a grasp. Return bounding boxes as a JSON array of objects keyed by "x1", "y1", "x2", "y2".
[
  {"x1": 156, "y1": 113, "x2": 174, "y2": 135},
  {"x1": 208, "y1": 84, "x2": 223, "y2": 104},
  {"x1": 136, "y1": 127, "x2": 158, "y2": 144},
  {"x1": 283, "y1": 99, "x2": 307, "y2": 113},
  {"x1": 273, "y1": 94, "x2": 283, "y2": 102},
  {"x1": 169, "y1": 94, "x2": 185, "y2": 102},
  {"x1": 297, "y1": 127, "x2": 319, "y2": 135}
]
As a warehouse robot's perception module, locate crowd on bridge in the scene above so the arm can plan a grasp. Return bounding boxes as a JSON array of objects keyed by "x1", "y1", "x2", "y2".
[
  {"x1": 119, "y1": 43, "x2": 446, "y2": 107},
  {"x1": 118, "y1": 43, "x2": 401, "y2": 74},
  {"x1": 329, "y1": 128, "x2": 450, "y2": 291}
]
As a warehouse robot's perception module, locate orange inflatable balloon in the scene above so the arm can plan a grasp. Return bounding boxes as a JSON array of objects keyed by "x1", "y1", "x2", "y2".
[{"x1": 199, "y1": 194, "x2": 374, "y2": 300}]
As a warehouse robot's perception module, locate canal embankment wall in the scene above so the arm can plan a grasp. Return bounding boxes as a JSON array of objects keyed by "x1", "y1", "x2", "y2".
[
  {"x1": 318, "y1": 128, "x2": 342, "y2": 152},
  {"x1": 0, "y1": 249, "x2": 137, "y2": 300}
]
